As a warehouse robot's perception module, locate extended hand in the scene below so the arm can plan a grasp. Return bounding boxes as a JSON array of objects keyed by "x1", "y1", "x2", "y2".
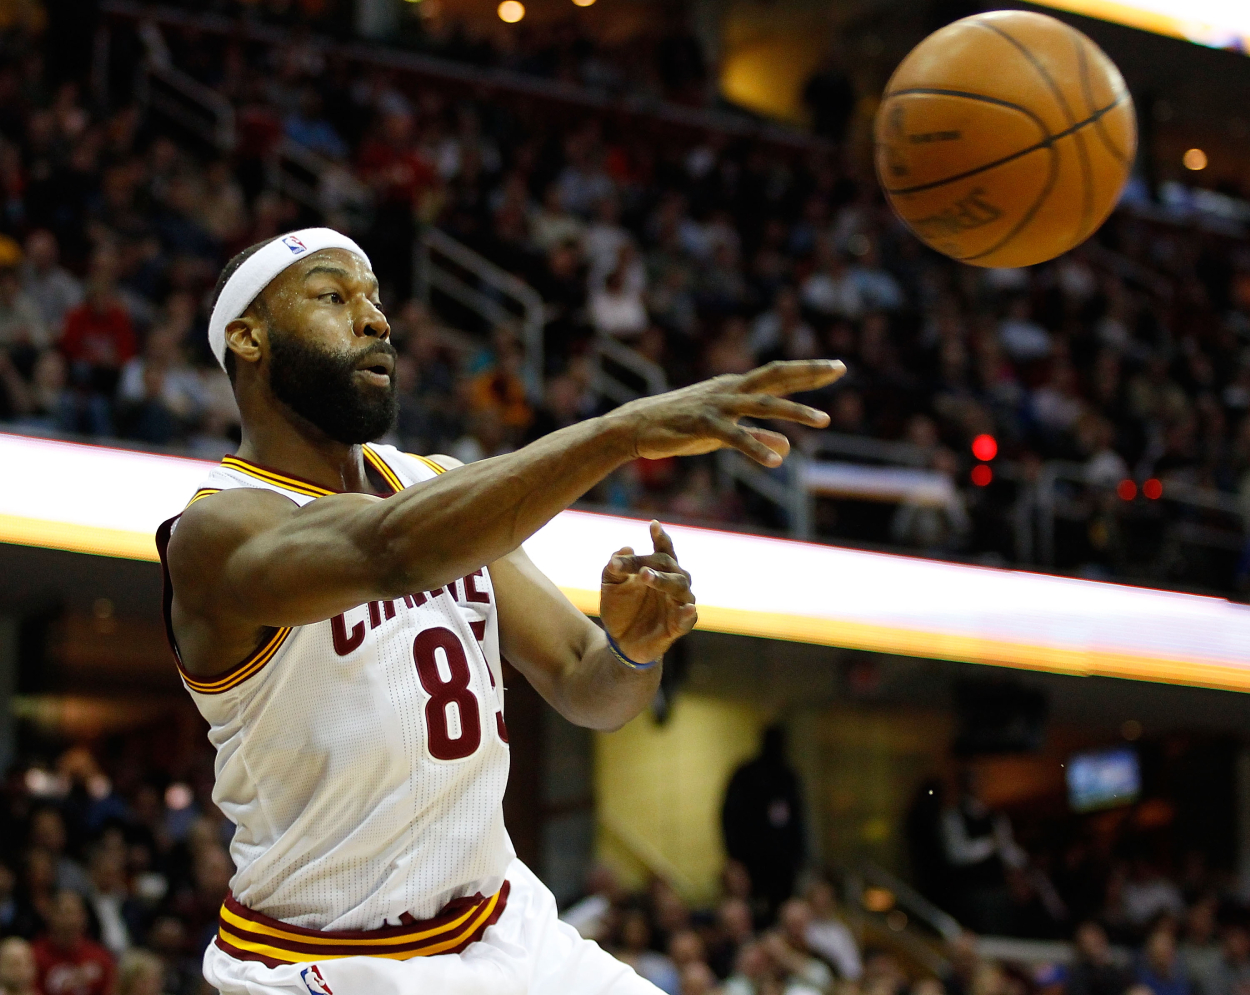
[
  {"x1": 599, "y1": 521, "x2": 697, "y2": 666},
  {"x1": 609, "y1": 359, "x2": 846, "y2": 467}
]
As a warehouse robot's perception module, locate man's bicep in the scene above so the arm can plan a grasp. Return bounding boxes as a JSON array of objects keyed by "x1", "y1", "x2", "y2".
[
  {"x1": 169, "y1": 489, "x2": 387, "y2": 629},
  {"x1": 492, "y1": 546, "x2": 600, "y2": 695}
]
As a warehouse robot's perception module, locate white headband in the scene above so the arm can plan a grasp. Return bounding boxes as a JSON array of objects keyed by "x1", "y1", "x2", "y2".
[{"x1": 208, "y1": 227, "x2": 372, "y2": 370}]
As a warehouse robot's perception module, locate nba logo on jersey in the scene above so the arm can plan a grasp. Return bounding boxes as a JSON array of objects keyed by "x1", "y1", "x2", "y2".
[
  {"x1": 281, "y1": 234, "x2": 308, "y2": 255},
  {"x1": 300, "y1": 965, "x2": 333, "y2": 994}
]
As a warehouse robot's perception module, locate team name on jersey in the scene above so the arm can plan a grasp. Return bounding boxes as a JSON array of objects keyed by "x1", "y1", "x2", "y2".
[{"x1": 329, "y1": 569, "x2": 493, "y2": 656}]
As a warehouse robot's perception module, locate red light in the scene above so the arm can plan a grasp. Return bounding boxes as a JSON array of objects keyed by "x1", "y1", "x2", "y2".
[
  {"x1": 971, "y1": 464, "x2": 993, "y2": 487},
  {"x1": 1117, "y1": 479, "x2": 1137, "y2": 501},
  {"x1": 1143, "y1": 478, "x2": 1163, "y2": 500},
  {"x1": 971, "y1": 434, "x2": 998, "y2": 462}
]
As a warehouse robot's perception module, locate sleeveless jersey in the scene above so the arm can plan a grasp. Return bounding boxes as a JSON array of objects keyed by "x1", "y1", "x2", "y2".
[{"x1": 157, "y1": 444, "x2": 514, "y2": 931}]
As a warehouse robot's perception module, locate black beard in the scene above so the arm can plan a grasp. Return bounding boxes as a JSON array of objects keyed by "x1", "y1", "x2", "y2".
[{"x1": 267, "y1": 329, "x2": 398, "y2": 445}]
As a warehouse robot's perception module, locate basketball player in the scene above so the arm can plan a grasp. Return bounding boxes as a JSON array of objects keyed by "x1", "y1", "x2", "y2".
[{"x1": 159, "y1": 228, "x2": 844, "y2": 995}]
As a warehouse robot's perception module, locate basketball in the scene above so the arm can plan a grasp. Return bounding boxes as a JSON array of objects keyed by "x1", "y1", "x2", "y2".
[{"x1": 874, "y1": 10, "x2": 1137, "y2": 269}]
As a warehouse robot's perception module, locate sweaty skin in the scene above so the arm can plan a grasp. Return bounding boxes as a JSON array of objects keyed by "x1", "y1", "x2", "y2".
[{"x1": 166, "y1": 248, "x2": 845, "y2": 731}]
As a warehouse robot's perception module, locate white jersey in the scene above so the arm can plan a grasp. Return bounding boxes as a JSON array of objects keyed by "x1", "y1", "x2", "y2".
[{"x1": 157, "y1": 444, "x2": 514, "y2": 933}]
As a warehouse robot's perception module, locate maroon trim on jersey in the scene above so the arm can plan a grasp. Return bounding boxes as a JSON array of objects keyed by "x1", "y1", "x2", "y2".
[
  {"x1": 223, "y1": 455, "x2": 340, "y2": 495},
  {"x1": 214, "y1": 882, "x2": 510, "y2": 965},
  {"x1": 226, "y1": 449, "x2": 398, "y2": 498},
  {"x1": 213, "y1": 936, "x2": 287, "y2": 969}
]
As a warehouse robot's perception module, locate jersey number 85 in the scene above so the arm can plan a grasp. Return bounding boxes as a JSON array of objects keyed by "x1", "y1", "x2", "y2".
[{"x1": 413, "y1": 627, "x2": 507, "y2": 761}]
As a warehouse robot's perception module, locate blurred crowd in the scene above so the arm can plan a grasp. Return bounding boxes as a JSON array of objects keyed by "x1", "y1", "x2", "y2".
[
  {"x1": 548, "y1": 754, "x2": 1250, "y2": 995},
  {"x1": 0, "y1": 6, "x2": 1247, "y2": 591},
  {"x1": 561, "y1": 861, "x2": 865, "y2": 995},
  {"x1": 0, "y1": 723, "x2": 1240, "y2": 995},
  {"x1": 0, "y1": 742, "x2": 235, "y2": 995},
  {"x1": 4, "y1": 735, "x2": 1245, "y2": 995},
  {"x1": 555, "y1": 838, "x2": 1250, "y2": 995},
  {"x1": 131, "y1": 0, "x2": 724, "y2": 109}
]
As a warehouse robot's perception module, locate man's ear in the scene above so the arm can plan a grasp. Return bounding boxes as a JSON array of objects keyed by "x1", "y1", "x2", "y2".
[{"x1": 224, "y1": 315, "x2": 266, "y2": 368}]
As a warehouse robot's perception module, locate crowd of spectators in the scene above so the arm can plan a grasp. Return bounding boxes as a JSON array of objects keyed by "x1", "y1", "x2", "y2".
[
  {"x1": 555, "y1": 843, "x2": 1250, "y2": 995},
  {"x1": 2, "y1": 735, "x2": 1248, "y2": 995},
  {"x1": 0, "y1": 724, "x2": 1246, "y2": 995},
  {"x1": 0, "y1": 742, "x2": 233, "y2": 995},
  {"x1": 121, "y1": 0, "x2": 721, "y2": 109},
  {"x1": 1, "y1": 6, "x2": 1249, "y2": 591},
  {"x1": 561, "y1": 862, "x2": 866, "y2": 995},
  {"x1": 548, "y1": 733, "x2": 1250, "y2": 995}
]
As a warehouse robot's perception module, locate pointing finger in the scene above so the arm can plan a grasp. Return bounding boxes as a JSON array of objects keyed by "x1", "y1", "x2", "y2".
[
  {"x1": 651, "y1": 521, "x2": 677, "y2": 560},
  {"x1": 729, "y1": 394, "x2": 831, "y2": 428},
  {"x1": 738, "y1": 359, "x2": 846, "y2": 396}
]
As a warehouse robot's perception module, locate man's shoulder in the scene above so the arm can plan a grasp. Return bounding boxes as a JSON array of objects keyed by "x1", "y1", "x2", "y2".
[
  {"x1": 165, "y1": 486, "x2": 299, "y2": 579},
  {"x1": 174, "y1": 484, "x2": 297, "y2": 533}
]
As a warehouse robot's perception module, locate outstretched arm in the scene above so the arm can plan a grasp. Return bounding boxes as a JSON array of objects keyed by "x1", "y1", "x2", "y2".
[{"x1": 167, "y1": 360, "x2": 844, "y2": 677}]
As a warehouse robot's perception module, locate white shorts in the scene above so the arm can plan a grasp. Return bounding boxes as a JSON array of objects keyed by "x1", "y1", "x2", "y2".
[{"x1": 202, "y1": 858, "x2": 660, "y2": 995}]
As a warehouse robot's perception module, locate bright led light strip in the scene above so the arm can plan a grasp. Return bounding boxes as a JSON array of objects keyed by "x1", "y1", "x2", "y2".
[
  {"x1": 4, "y1": 432, "x2": 1250, "y2": 692},
  {"x1": 1029, "y1": 1, "x2": 1250, "y2": 53}
]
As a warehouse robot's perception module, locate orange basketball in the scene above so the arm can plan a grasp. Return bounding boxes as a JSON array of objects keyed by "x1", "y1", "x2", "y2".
[{"x1": 874, "y1": 10, "x2": 1136, "y2": 269}]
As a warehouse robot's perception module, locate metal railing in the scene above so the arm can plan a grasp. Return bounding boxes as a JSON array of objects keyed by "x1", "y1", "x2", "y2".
[
  {"x1": 853, "y1": 860, "x2": 963, "y2": 941},
  {"x1": 266, "y1": 135, "x2": 371, "y2": 224},
  {"x1": 810, "y1": 432, "x2": 934, "y2": 468},
  {"x1": 1035, "y1": 461, "x2": 1246, "y2": 569},
  {"x1": 415, "y1": 230, "x2": 669, "y2": 411},
  {"x1": 843, "y1": 861, "x2": 956, "y2": 976},
  {"x1": 720, "y1": 431, "x2": 1250, "y2": 581},
  {"x1": 717, "y1": 450, "x2": 813, "y2": 539},
  {"x1": 847, "y1": 861, "x2": 1131, "y2": 970},
  {"x1": 414, "y1": 226, "x2": 545, "y2": 401},
  {"x1": 134, "y1": 21, "x2": 234, "y2": 151},
  {"x1": 718, "y1": 433, "x2": 959, "y2": 542},
  {"x1": 591, "y1": 336, "x2": 668, "y2": 406},
  {"x1": 133, "y1": 21, "x2": 366, "y2": 221}
]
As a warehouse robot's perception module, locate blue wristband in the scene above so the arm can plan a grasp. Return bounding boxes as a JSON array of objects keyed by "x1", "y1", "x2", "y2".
[{"x1": 605, "y1": 630, "x2": 659, "y2": 671}]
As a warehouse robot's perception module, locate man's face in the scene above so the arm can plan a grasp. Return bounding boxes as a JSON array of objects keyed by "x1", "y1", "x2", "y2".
[
  {"x1": 1076, "y1": 922, "x2": 1108, "y2": 961},
  {"x1": 50, "y1": 892, "x2": 86, "y2": 944},
  {"x1": 779, "y1": 900, "x2": 810, "y2": 947},
  {"x1": 257, "y1": 249, "x2": 397, "y2": 445},
  {"x1": 0, "y1": 938, "x2": 35, "y2": 987},
  {"x1": 31, "y1": 809, "x2": 66, "y2": 852},
  {"x1": 27, "y1": 231, "x2": 55, "y2": 269}
]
